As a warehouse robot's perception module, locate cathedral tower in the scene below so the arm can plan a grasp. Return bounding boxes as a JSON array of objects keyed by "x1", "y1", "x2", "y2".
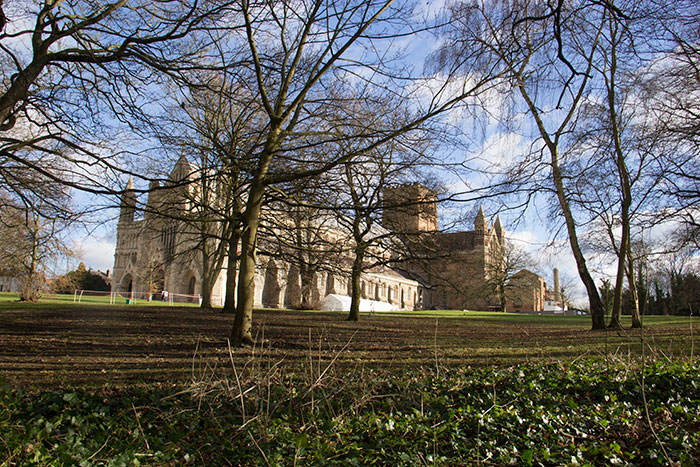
[
  {"x1": 383, "y1": 183, "x2": 438, "y2": 233},
  {"x1": 493, "y1": 215, "x2": 504, "y2": 244}
]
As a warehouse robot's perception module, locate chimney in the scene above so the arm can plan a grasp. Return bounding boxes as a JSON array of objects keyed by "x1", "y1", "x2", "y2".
[{"x1": 553, "y1": 268, "x2": 560, "y2": 301}]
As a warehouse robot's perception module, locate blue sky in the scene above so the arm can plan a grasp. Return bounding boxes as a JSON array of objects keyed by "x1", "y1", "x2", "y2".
[{"x1": 62, "y1": 0, "x2": 686, "y2": 309}]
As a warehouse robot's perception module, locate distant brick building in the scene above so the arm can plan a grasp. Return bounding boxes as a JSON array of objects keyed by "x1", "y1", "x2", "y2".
[{"x1": 505, "y1": 269, "x2": 546, "y2": 313}]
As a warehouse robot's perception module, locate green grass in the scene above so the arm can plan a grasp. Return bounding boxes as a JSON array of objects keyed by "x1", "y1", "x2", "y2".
[
  {"x1": 0, "y1": 291, "x2": 201, "y2": 308},
  {"x1": 285, "y1": 306, "x2": 700, "y2": 333},
  {"x1": 380, "y1": 308, "x2": 700, "y2": 327},
  {"x1": 2, "y1": 291, "x2": 697, "y2": 328}
]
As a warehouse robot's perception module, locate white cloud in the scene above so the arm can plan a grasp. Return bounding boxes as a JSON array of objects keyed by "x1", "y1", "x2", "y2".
[
  {"x1": 476, "y1": 131, "x2": 524, "y2": 169},
  {"x1": 75, "y1": 235, "x2": 115, "y2": 273}
]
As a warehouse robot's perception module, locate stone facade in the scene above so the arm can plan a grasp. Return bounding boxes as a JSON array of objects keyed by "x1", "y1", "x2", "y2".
[
  {"x1": 383, "y1": 184, "x2": 507, "y2": 310},
  {"x1": 505, "y1": 269, "x2": 546, "y2": 313},
  {"x1": 112, "y1": 160, "x2": 542, "y2": 311},
  {"x1": 419, "y1": 211, "x2": 506, "y2": 311},
  {"x1": 112, "y1": 157, "x2": 421, "y2": 309},
  {"x1": 0, "y1": 276, "x2": 20, "y2": 293}
]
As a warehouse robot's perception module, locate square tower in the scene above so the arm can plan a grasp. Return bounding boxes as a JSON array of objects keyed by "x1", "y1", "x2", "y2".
[{"x1": 382, "y1": 183, "x2": 438, "y2": 233}]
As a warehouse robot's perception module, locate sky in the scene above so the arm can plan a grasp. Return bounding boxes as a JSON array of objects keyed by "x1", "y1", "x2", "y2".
[
  {"x1": 73, "y1": 224, "x2": 116, "y2": 274},
  {"x1": 64, "y1": 0, "x2": 590, "y2": 304},
  {"x1": 58, "y1": 0, "x2": 689, "y2": 310}
]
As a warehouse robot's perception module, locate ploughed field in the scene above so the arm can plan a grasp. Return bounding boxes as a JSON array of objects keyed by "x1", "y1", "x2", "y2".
[{"x1": 0, "y1": 301, "x2": 696, "y2": 388}]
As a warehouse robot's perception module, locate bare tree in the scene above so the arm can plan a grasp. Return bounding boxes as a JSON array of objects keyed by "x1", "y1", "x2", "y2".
[
  {"x1": 433, "y1": 0, "x2": 610, "y2": 328},
  {"x1": 562, "y1": 0, "x2": 692, "y2": 329},
  {"x1": 641, "y1": 1, "x2": 700, "y2": 249},
  {"x1": 146, "y1": 71, "x2": 262, "y2": 310},
  {"x1": 435, "y1": 0, "x2": 692, "y2": 329},
  {"x1": 263, "y1": 176, "x2": 344, "y2": 310},
  {"x1": 336, "y1": 142, "x2": 433, "y2": 321},
  {"x1": 0, "y1": 180, "x2": 76, "y2": 301},
  {"x1": 226, "y1": 0, "x2": 507, "y2": 345},
  {"x1": 486, "y1": 239, "x2": 535, "y2": 313},
  {"x1": 0, "y1": 1, "x2": 231, "y2": 197}
]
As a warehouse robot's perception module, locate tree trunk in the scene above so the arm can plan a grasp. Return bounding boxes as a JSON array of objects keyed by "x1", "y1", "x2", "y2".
[
  {"x1": 550, "y1": 149, "x2": 606, "y2": 329},
  {"x1": 200, "y1": 283, "x2": 212, "y2": 309},
  {"x1": 229, "y1": 117, "x2": 281, "y2": 344},
  {"x1": 21, "y1": 228, "x2": 41, "y2": 302},
  {"x1": 0, "y1": 59, "x2": 46, "y2": 130},
  {"x1": 608, "y1": 218, "x2": 634, "y2": 329},
  {"x1": 222, "y1": 230, "x2": 239, "y2": 314},
  {"x1": 200, "y1": 241, "x2": 213, "y2": 310},
  {"x1": 627, "y1": 254, "x2": 643, "y2": 329},
  {"x1": 230, "y1": 181, "x2": 265, "y2": 346},
  {"x1": 638, "y1": 265, "x2": 647, "y2": 318},
  {"x1": 517, "y1": 78, "x2": 605, "y2": 330},
  {"x1": 347, "y1": 247, "x2": 365, "y2": 321},
  {"x1": 299, "y1": 266, "x2": 315, "y2": 309},
  {"x1": 605, "y1": 25, "x2": 634, "y2": 331},
  {"x1": 499, "y1": 283, "x2": 507, "y2": 312}
]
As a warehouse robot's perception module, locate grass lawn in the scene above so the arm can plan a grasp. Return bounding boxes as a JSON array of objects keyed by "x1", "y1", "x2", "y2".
[
  {"x1": 0, "y1": 291, "x2": 201, "y2": 307},
  {"x1": 0, "y1": 299, "x2": 698, "y2": 465}
]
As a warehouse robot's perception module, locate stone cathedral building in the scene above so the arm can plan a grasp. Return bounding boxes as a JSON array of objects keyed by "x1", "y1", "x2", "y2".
[{"x1": 112, "y1": 156, "x2": 544, "y2": 311}]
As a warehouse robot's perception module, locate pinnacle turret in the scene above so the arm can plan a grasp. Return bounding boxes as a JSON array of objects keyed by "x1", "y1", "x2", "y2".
[
  {"x1": 169, "y1": 153, "x2": 192, "y2": 183},
  {"x1": 474, "y1": 206, "x2": 488, "y2": 233},
  {"x1": 493, "y1": 215, "x2": 504, "y2": 242},
  {"x1": 119, "y1": 176, "x2": 137, "y2": 223}
]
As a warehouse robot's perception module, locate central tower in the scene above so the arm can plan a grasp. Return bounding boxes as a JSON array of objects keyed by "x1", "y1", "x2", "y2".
[{"x1": 382, "y1": 183, "x2": 438, "y2": 233}]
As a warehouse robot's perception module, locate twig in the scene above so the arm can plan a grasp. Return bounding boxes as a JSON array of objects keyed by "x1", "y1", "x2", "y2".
[
  {"x1": 570, "y1": 348, "x2": 591, "y2": 365},
  {"x1": 247, "y1": 431, "x2": 271, "y2": 466},
  {"x1": 690, "y1": 304, "x2": 694, "y2": 361},
  {"x1": 604, "y1": 328, "x2": 609, "y2": 371},
  {"x1": 0, "y1": 431, "x2": 13, "y2": 463},
  {"x1": 640, "y1": 315, "x2": 672, "y2": 465},
  {"x1": 131, "y1": 403, "x2": 149, "y2": 451},
  {"x1": 192, "y1": 334, "x2": 200, "y2": 380},
  {"x1": 238, "y1": 414, "x2": 262, "y2": 431},
  {"x1": 302, "y1": 330, "x2": 358, "y2": 398},
  {"x1": 308, "y1": 328, "x2": 314, "y2": 413},
  {"x1": 227, "y1": 338, "x2": 246, "y2": 424},
  {"x1": 434, "y1": 317, "x2": 439, "y2": 376},
  {"x1": 308, "y1": 328, "x2": 313, "y2": 382}
]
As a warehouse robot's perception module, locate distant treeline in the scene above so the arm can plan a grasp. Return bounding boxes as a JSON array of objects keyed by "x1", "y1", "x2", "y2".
[
  {"x1": 601, "y1": 273, "x2": 700, "y2": 317},
  {"x1": 51, "y1": 263, "x2": 110, "y2": 294}
]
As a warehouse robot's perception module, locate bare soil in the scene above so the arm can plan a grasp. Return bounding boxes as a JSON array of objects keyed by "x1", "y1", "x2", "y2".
[{"x1": 0, "y1": 305, "x2": 693, "y2": 388}]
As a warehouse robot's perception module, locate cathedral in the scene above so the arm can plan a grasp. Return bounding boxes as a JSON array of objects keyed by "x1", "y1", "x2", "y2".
[{"x1": 112, "y1": 156, "x2": 542, "y2": 311}]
